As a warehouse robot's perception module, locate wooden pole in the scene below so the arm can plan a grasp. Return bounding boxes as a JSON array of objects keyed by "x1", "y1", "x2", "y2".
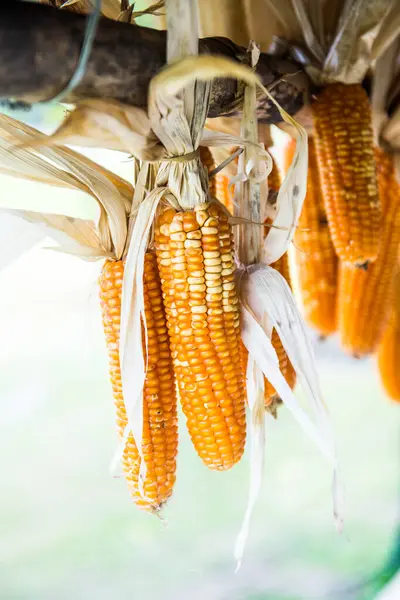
[{"x1": 0, "y1": 2, "x2": 306, "y2": 122}]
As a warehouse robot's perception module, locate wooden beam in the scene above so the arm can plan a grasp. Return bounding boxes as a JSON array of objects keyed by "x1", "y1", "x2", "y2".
[{"x1": 0, "y1": 2, "x2": 307, "y2": 122}]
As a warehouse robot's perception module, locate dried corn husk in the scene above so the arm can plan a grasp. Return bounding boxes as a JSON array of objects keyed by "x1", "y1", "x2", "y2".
[{"x1": 261, "y1": 0, "x2": 400, "y2": 86}]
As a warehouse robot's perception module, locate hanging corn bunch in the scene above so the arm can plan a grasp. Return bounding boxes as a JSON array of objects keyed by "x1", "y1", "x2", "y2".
[
  {"x1": 0, "y1": 114, "x2": 178, "y2": 512},
  {"x1": 260, "y1": 0, "x2": 400, "y2": 268},
  {"x1": 377, "y1": 271, "x2": 400, "y2": 402},
  {"x1": 0, "y1": 0, "x2": 343, "y2": 567},
  {"x1": 337, "y1": 148, "x2": 400, "y2": 356},
  {"x1": 284, "y1": 136, "x2": 338, "y2": 336}
]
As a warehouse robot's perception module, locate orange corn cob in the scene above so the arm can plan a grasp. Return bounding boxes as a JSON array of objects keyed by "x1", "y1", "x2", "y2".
[
  {"x1": 200, "y1": 146, "x2": 216, "y2": 198},
  {"x1": 155, "y1": 202, "x2": 246, "y2": 470},
  {"x1": 284, "y1": 136, "x2": 338, "y2": 336},
  {"x1": 338, "y1": 148, "x2": 400, "y2": 356},
  {"x1": 99, "y1": 254, "x2": 178, "y2": 511},
  {"x1": 312, "y1": 83, "x2": 380, "y2": 266},
  {"x1": 377, "y1": 273, "x2": 400, "y2": 402}
]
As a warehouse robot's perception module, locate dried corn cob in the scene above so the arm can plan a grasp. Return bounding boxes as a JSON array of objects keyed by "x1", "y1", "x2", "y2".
[
  {"x1": 155, "y1": 202, "x2": 246, "y2": 470},
  {"x1": 312, "y1": 83, "x2": 380, "y2": 266},
  {"x1": 338, "y1": 148, "x2": 400, "y2": 356},
  {"x1": 377, "y1": 272, "x2": 400, "y2": 402},
  {"x1": 284, "y1": 137, "x2": 338, "y2": 336},
  {"x1": 200, "y1": 146, "x2": 216, "y2": 198},
  {"x1": 99, "y1": 254, "x2": 178, "y2": 511}
]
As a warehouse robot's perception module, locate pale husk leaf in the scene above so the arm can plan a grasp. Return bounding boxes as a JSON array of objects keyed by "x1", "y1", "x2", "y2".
[
  {"x1": 44, "y1": 99, "x2": 164, "y2": 162},
  {"x1": 238, "y1": 264, "x2": 342, "y2": 528},
  {"x1": 234, "y1": 355, "x2": 266, "y2": 571},
  {"x1": 238, "y1": 267, "x2": 337, "y2": 467}
]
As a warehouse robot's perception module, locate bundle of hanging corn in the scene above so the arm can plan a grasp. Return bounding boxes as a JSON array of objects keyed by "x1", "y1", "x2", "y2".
[
  {"x1": 241, "y1": 0, "x2": 400, "y2": 355},
  {"x1": 258, "y1": 0, "x2": 400, "y2": 267},
  {"x1": 0, "y1": 0, "x2": 343, "y2": 568}
]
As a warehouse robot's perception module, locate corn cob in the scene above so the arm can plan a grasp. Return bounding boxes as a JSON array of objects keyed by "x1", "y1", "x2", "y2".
[
  {"x1": 377, "y1": 272, "x2": 400, "y2": 402},
  {"x1": 338, "y1": 148, "x2": 400, "y2": 356},
  {"x1": 155, "y1": 202, "x2": 246, "y2": 470},
  {"x1": 99, "y1": 254, "x2": 178, "y2": 511},
  {"x1": 284, "y1": 137, "x2": 338, "y2": 336},
  {"x1": 312, "y1": 83, "x2": 380, "y2": 266},
  {"x1": 199, "y1": 146, "x2": 216, "y2": 198}
]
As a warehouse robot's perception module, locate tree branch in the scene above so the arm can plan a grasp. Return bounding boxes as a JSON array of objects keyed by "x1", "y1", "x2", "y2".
[{"x1": 0, "y1": 2, "x2": 307, "y2": 122}]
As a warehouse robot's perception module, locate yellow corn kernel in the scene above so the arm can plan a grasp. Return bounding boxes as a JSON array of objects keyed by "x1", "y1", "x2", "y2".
[
  {"x1": 99, "y1": 254, "x2": 178, "y2": 511},
  {"x1": 312, "y1": 83, "x2": 381, "y2": 266},
  {"x1": 338, "y1": 148, "x2": 400, "y2": 356},
  {"x1": 155, "y1": 202, "x2": 246, "y2": 471}
]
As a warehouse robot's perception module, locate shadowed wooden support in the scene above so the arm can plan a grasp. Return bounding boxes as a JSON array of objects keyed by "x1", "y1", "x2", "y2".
[{"x1": 0, "y1": 1, "x2": 307, "y2": 122}]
